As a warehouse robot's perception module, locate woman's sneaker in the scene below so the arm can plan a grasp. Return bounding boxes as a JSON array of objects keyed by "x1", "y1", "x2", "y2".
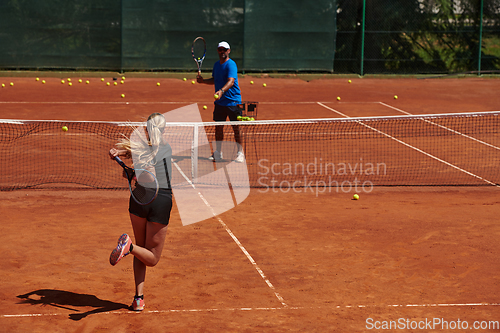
[
  {"x1": 109, "y1": 234, "x2": 132, "y2": 266},
  {"x1": 131, "y1": 296, "x2": 145, "y2": 311}
]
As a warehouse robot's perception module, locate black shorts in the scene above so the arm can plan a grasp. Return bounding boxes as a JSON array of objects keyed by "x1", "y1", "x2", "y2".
[
  {"x1": 129, "y1": 188, "x2": 173, "y2": 225},
  {"x1": 213, "y1": 104, "x2": 242, "y2": 121}
]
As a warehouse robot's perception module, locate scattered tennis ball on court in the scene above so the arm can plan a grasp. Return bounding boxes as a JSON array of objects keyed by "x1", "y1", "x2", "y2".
[
  {"x1": 36, "y1": 78, "x2": 39, "y2": 81},
  {"x1": 114, "y1": 82, "x2": 118, "y2": 86},
  {"x1": 67, "y1": 78, "x2": 71, "y2": 82},
  {"x1": 121, "y1": 94, "x2": 125, "y2": 98},
  {"x1": 157, "y1": 82, "x2": 160, "y2": 86},
  {"x1": 353, "y1": 194, "x2": 359, "y2": 200},
  {"x1": 203, "y1": 105, "x2": 207, "y2": 110},
  {"x1": 183, "y1": 78, "x2": 187, "y2": 81},
  {"x1": 61, "y1": 80, "x2": 65, "y2": 84},
  {"x1": 263, "y1": 83, "x2": 267, "y2": 87},
  {"x1": 42, "y1": 80, "x2": 46, "y2": 84},
  {"x1": 1, "y1": 84, "x2": 5, "y2": 88},
  {"x1": 10, "y1": 82, "x2": 14, "y2": 86},
  {"x1": 106, "y1": 82, "x2": 110, "y2": 86},
  {"x1": 250, "y1": 117, "x2": 255, "y2": 121},
  {"x1": 237, "y1": 116, "x2": 242, "y2": 121},
  {"x1": 250, "y1": 81, "x2": 254, "y2": 84},
  {"x1": 62, "y1": 126, "x2": 68, "y2": 132},
  {"x1": 86, "y1": 80, "x2": 90, "y2": 84},
  {"x1": 78, "y1": 79, "x2": 82, "y2": 83},
  {"x1": 337, "y1": 96, "x2": 341, "y2": 101},
  {"x1": 121, "y1": 76, "x2": 126, "y2": 80},
  {"x1": 68, "y1": 82, "x2": 72, "y2": 86},
  {"x1": 191, "y1": 80, "x2": 195, "y2": 84},
  {"x1": 394, "y1": 95, "x2": 398, "y2": 99},
  {"x1": 120, "y1": 80, "x2": 124, "y2": 84},
  {"x1": 214, "y1": 94, "x2": 219, "y2": 99},
  {"x1": 101, "y1": 78, "x2": 105, "y2": 82},
  {"x1": 348, "y1": 79, "x2": 352, "y2": 83}
]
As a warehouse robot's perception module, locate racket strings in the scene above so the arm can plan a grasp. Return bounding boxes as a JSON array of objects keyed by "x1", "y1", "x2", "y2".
[
  {"x1": 193, "y1": 40, "x2": 206, "y2": 61},
  {"x1": 131, "y1": 171, "x2": 159, "y2": 205}
]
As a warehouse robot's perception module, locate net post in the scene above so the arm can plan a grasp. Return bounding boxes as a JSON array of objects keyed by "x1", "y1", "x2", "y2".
[{"x1": 191, "y1": 124, "x2": 199, "y2": 184}]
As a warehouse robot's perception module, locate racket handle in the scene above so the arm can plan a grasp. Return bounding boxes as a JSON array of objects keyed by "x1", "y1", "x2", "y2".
[{"x1": 114, "y1": 156, "x2": 127, "y2": 168}]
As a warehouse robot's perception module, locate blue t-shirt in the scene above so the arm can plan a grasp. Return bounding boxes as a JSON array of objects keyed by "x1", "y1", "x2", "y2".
[{"x1": 212, "y1": 59, "x2": 241, "y2": 106}]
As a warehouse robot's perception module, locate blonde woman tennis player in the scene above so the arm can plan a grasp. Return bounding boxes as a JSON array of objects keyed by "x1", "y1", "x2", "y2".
[{"x1": 108, "y1": 112, "x2": 173, "y2": 311}]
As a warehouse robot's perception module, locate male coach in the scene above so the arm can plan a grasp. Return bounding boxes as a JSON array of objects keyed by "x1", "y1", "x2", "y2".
[{"x1": 197, "y1": 41, "x2": 244, "y2": 163}]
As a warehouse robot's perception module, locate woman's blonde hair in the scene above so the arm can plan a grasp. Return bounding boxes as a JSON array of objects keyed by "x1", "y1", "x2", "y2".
[{"x1": 117, "y1": 113, "x2": 166, "y2": 166}]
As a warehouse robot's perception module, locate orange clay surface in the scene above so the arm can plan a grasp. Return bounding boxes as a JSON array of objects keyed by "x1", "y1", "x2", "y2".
[{"x1": 0, "y1": 75, "x2": 499, "y2": 332}]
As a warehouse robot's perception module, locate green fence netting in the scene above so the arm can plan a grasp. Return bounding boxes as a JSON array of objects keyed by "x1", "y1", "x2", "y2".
[
  {"x1": 0, "y1": 0, "x2": 336, "y2": 72},
  {"x1": 335, "y1": 0, "x2": 500, "y2": 74},
  {"x1": 0, "y1": 0, "x2": 499, "y2": 74}
]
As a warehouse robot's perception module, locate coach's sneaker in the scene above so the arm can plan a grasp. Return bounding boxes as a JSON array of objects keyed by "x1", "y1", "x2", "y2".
[
  {"x1": 235, "y1": 151, "x2": 245, "y2": 163},
  {"x1": 209, "y1": 151, "x2": 223, "y2": 161},
  {"x1": 131, "y1": 295, "x2": 145, "y2": 311},
  {"x1": 109, "y1": 234, "x2": 132, "y2": 266}
]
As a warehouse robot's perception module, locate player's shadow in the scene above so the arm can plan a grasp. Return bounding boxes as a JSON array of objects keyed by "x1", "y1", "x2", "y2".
[{"x1": 17, "y1": 289, "x2": 129, "y2": 321}]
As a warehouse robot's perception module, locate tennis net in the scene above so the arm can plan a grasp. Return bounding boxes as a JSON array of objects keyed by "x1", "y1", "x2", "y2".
[{"x1": 1, "y1": 111, "x2": 500, "y2": 191}]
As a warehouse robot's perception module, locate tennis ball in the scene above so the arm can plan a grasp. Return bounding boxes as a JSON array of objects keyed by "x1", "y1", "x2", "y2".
[
  {"x1": 348, "y1": 79, "x2": 352, "y2": 83},
  {"x1": 10, "y1": 82, "x2": 14, "y2": 86},
  {"x1": 353, "y1": 194, "x2": 359, "y2": 200},
  {"x1": 86, "y1": 80, "x2": 90, "y2": 84},
  {"x1": 67, "y1": 78, "x2": 71, "y2": 82},
  {"x1": 1, "y1": 84, "x2": 4, "y2": 87},
  {"x1": 121, "y1": 94, "x2": 125, "y2": 98},
  {"x1": 68, "y1": 82, "x2": 72, "y2": 86},
  {"x1": 78, "y1": 79, "x2": 82, "y2": 83},
  {"x1": 120, "y1": 80, "x2": 124, "y2": 84},
  {"x1": 157, "y1": 82, "x2": 160, "y2": 86},
  {"x1": 237, "y1": 116, "x2": 243, "y2": 120},
  {"x1": 122, "y1": 76, "x2": 126, "y2": 80},
  {"x1": 250, "y1": 117, "x2": 255, "y2": 121},
  {"x1": 36, "y1": 78, "x2": 39, "y2": 81},
  {"x1": 62, "y1": 126, "x2": 68, "y2": 132},
  {"x1": 101, "y1": 78, "x2": 105, "y2": 81},
  {"x1": 263, "y1": 83, "x2": 267, "y2": 87},
  {"x1": 114, "y1": 82, "x2": 117, "y2": 86},
  {"x1": 214, "y1": 94, "x2": 219, "y2": 99},
  {"x1": 183, "y1": 78, "x2": 187, "y2": 81},
  {"x1": 250, "y1": 81, "x2": 254, "y2": 84},
  {"x1": 191, "y1": 80, "x2": 195, "y2": 84},
  {"x1": 203, "y1": 105, "x2": 207, "y2": 110},
  {"x1": 61, "y1": 80, "x2": 65, "y2": 84},
  {"x1": 394, "y1": 95, "x2": 398, "y2": 99},
  {"x1": 337, "y1": 96, "x2": 341, "y2": 101},
  {"x1": 106, "y1": 82, "x2": 110, "y2": 86},
  {"x1": 42, "y1": 80, "x2": 46, "y2": 84}
]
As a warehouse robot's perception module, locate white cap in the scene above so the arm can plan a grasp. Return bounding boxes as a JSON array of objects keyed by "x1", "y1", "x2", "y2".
[{"x1": 218, "y1": 41, "x2": 230, "y2": 49}]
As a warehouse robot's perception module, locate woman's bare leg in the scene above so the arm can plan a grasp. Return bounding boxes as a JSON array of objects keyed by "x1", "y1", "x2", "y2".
[{"x1": 129, "y1": 213, "x2": 169, "y2": 297}]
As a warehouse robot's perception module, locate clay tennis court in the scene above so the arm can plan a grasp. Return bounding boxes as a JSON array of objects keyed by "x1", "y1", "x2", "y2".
[{"x1": 1, "y1": 75, "x2": 499, "y2": 332}]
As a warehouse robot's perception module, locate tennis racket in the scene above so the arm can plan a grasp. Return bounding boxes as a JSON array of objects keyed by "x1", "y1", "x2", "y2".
[
  {"x1": 192, "y1": 37, "x2": 206, "y2": 75},
  {"x1": 114, "y1": 156, "x2": 159, "y2": 205}
]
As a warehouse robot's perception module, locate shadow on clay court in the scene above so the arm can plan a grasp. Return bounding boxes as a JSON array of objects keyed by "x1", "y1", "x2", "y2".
[{"x1": 17, "y1": 289, "x2": 128, "y2": 320}]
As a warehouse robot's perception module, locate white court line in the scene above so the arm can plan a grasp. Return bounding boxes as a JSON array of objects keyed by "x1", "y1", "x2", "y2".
[
  {"x1": 3, "y1": 302, "x2": 499, "y2": 318},
  {"x1": 317, "y1": 102, "x2": 500, "y2": 187},
  {"x1": 171, "y1": 161, "x2": 287, "y2": 307},
  {"x1": 0, "y1": 101, "x2": 375, "y2": 105},
  {"x1": 379, "y1": 102, "x2": 500, "y2": 152}
]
